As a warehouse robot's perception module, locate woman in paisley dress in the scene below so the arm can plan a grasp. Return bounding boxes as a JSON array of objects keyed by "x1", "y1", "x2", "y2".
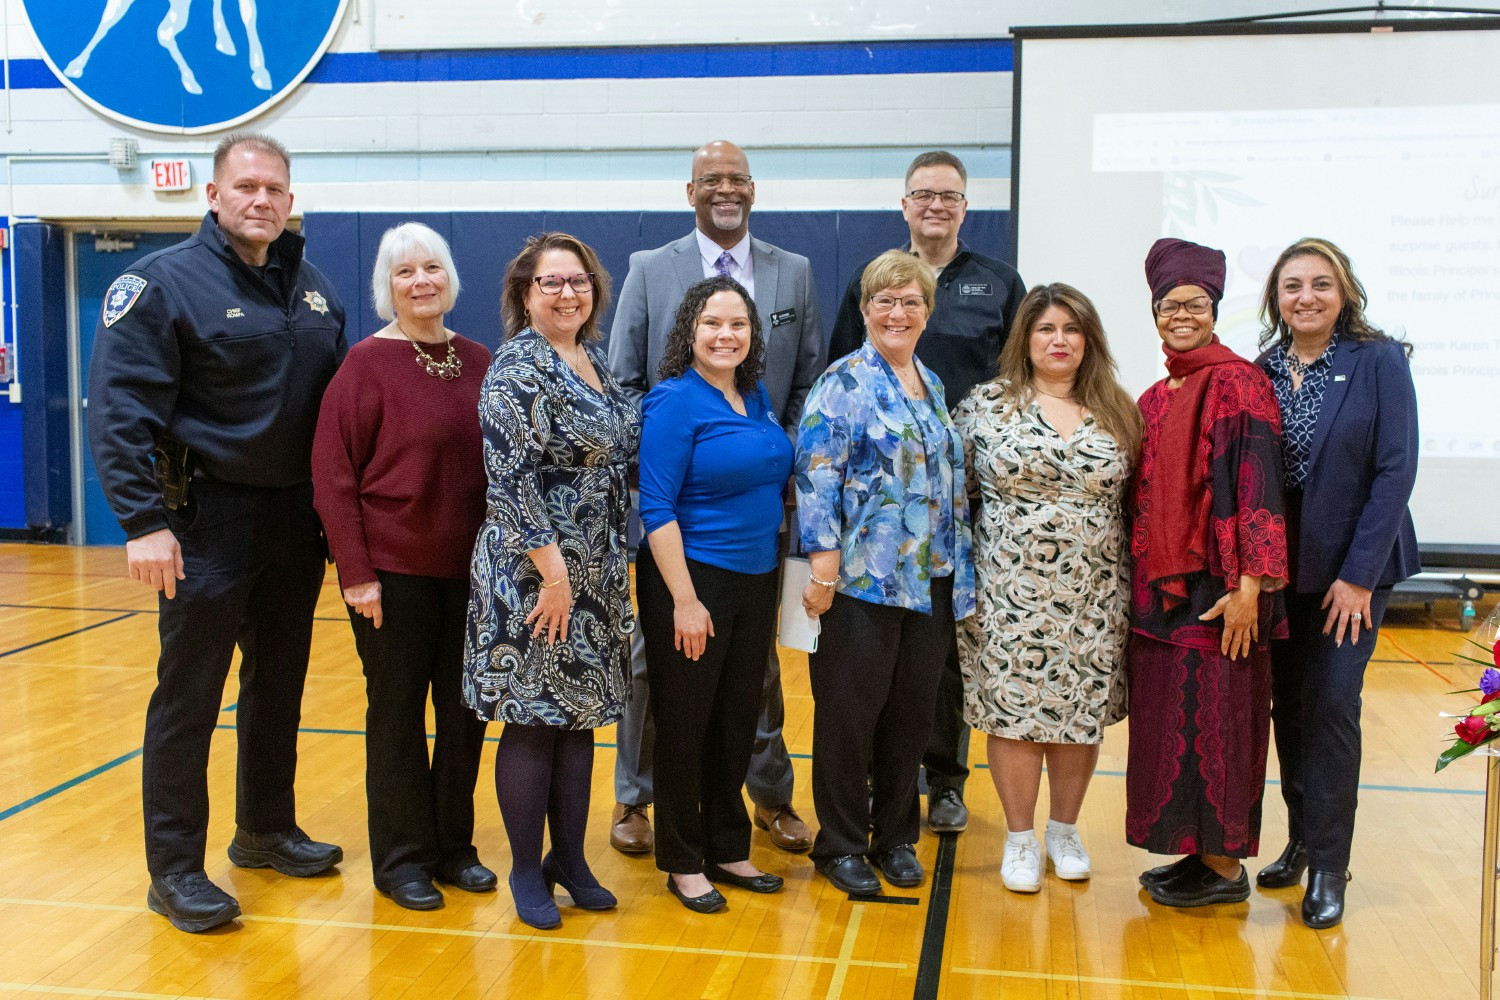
[
  {"x1": 954, "y1": 282, "x2": 1141, "y2": 894},
  {"x1": 463, "y1": 233, "x2": 640, "y2": 930},
  {"x1": 1127, "y1": 238, "x2": 1289, "y2": 909}
]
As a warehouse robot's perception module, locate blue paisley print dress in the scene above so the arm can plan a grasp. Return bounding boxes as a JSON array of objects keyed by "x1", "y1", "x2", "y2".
[{"x1": 463, "y1": 330, "x2": 641, "y2": 728}]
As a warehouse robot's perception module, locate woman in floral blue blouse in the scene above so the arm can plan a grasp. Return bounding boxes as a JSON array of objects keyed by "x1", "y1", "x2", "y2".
[{"x1": 794, "y1": 249, "x2": 976, "y2": 896}]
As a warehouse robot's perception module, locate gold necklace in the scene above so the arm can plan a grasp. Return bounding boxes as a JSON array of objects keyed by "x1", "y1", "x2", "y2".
[
  {"x1": 1033, "y1": 386, "x2": 1075, "y2": 400},
  {"x1": 893, "y1": 364, "x2": 923, "y2": 395},
  {"x1": 397, "y1": 323, "x2": 461, "y2": 380}
]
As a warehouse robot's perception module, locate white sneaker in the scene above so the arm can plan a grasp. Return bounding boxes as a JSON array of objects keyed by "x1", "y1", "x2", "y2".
[
  {"x1": 1045, "y1": 828, "x2": 1092, "y2": 881},
  {"x1": 1001, "y1": 837, "x2": 1042, "y2": 893}
]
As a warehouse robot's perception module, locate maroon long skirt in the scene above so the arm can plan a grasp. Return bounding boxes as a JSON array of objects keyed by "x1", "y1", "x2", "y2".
[{"x1": 1125, "y1": 632, "x2": 1272, "y2": 858}]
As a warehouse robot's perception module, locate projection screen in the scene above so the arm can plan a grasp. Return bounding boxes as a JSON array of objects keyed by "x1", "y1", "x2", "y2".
[{"x1": 1012, "y1": 18, "x2": 1500, "y2": 556}]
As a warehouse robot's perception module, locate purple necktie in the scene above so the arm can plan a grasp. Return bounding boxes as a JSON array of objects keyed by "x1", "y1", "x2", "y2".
[{"x1": 715, "y1": 251, "x2": 734, "y2": 277}]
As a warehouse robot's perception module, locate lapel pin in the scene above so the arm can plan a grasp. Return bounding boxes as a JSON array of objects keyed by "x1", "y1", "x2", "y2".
[{"x1": 1334, "y1": 375, "x2": 1347, "y2": 382}]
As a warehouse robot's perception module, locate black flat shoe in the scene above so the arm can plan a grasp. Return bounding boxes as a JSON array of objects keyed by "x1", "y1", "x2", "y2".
[
  {"x1": 1302, "y1": 870, "x2": 1351, "y2": 929},
  {"x1": 815, "y1": 854, "x2": 881, "y2": 895},
  {"x1": 666, "y1": 875, "x2": 726, "y2": 913},
  {"x1": 869, "y1": 845, "x2": 923, "y2": 888},
  {"x1": 438, "y1": 863, "x2": 498, "y2": 894},
  {"x1": 1256, "y1": 840, "x2": 1308, "y2": 889},
  {"x1": 381, "y1": 879, "x2": 444, "y2": 911},
  {"x1": 704, "y1": 862, "x2": 784, "y2": 894},
  {"x1": 1139, "y1": 854, "x2": 1206, "y2": 889},
  {"x1": 1147, "y1": 863, "x2": 1250, "y2": 908}
]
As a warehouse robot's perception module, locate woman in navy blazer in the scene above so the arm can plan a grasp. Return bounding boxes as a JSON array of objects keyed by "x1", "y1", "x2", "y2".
[{"x1": 1253, "y1": 237, "x2": 1419, "y2": 929}]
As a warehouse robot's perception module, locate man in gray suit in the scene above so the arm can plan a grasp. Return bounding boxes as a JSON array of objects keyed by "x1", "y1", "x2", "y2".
[{"x1": 607, "y1": 139, "x2": 824, "y2": 854}]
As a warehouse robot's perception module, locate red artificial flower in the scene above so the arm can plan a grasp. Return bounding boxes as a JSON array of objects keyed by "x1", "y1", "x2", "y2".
[
  {"x1": 1493, "y1": 639, "x2": 1500, "y2": 670},
  {"x1": 1456, "y1": 716, "x2": 1493, "y2": 744},
  {"x1": 1483, "y1": 691, "x2": 1500, "y2": 705}
]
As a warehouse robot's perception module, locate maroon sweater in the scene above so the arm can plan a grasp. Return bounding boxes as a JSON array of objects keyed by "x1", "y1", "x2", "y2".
[{"x1": 312, "y1": 334, "x2": 490, "y2": 586}]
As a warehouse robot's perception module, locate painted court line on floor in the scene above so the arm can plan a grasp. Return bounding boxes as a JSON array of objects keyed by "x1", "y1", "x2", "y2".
[
  {"x1": 0, "y1": 748, "x2": 143, "y2": 822},
  {"x1": 947, "y1": 966, "x2": 1393, "y2": 1000},
  {"x1": 0, "y1": 613, "x2": 136, "y2": 659},
  {"x1": 0, "y1": 897, "x2": 909, "y2": 971}
]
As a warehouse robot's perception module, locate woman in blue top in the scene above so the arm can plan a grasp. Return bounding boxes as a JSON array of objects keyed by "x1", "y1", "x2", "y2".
[
  {"x1": 637, "y1": 275, "x2": 795, "y2": 913},
  {"x1": 795, "y1": 250, "x2": 976, "y2": 896}
]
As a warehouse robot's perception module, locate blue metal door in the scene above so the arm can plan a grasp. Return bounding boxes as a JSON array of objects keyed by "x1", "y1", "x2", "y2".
[{"x1": 75, "y1": 230, "x2": 193, "y2": 545}]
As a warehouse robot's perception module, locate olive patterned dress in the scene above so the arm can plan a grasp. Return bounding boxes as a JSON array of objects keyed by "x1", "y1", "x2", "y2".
[
  {"x1": 954, "y1": 380, "x2": 1131, "y2": 744},
  {"x1": 463, "y1": 329, "x2": 641, "y2": 729}
]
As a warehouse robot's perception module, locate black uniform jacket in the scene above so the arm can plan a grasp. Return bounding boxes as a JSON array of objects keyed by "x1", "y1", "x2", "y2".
[
  {"x1": 87, "y1": 212, "x2": 347, "y2": 540},
  {"x1": 828, "y1": 241, "x2": 1025, "y2": 410}
]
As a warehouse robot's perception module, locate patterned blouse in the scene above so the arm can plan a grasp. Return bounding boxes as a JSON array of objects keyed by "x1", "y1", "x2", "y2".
[
  {"x1": 1264, "y1": 334, "x2": 1340, "y2": 489},
  {"x1": 794, "y1": 341, "x2": 975, "y2": 619}
]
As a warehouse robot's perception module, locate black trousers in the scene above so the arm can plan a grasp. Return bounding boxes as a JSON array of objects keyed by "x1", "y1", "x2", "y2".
[
  {"x1": 1271, "y1": 586, "x2": 1392, "y2": 873},
  {"x1": 347, "y1": 571, "x2": 488, "y2": 891},
  {"x1": 921, "y1": 631, "x2": 970, "y2": 796},
  {"x1": 143, "y1": 480, "x2": 325, "y2": 876},
  {"x1": 809, "y1": 579, "x2": 954, "y2": 861},
  {"x1": 636, "y1": 547, "x2": 778, "y2": 875}
]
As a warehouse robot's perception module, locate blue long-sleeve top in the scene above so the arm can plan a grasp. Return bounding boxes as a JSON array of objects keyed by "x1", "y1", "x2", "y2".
[{"x1": 639, "y1": 369, "x2": 794, "y2": 575}]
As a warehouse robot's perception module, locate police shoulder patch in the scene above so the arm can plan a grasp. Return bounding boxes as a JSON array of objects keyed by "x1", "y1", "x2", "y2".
[{"x1": 102, "y1": 274, "x2": 149, "y2": 328}]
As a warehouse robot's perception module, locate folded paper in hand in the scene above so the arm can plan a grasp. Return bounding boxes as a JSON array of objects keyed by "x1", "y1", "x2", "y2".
[{"x1": 778, "y1": 556, "x2": 821, "y2": 653}]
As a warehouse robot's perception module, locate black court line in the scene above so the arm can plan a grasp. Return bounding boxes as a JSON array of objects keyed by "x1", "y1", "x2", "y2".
[
  {"x1": 0, "y1": 613, "x2": 136, "y2": 659},
  {"x1": 912, "y1": 831, "x2": 958, "y2": 1000},
  {"x1": 846, "y1": 892, "x2": 919, "y2": 906}
]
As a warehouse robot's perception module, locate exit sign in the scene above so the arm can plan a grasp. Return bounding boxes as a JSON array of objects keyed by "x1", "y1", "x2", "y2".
[{"x1": 150, "y1": 159, "x2": 192, "y2": 192}]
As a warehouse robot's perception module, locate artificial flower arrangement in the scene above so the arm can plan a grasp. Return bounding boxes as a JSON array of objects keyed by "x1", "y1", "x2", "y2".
[{"x1": 1436, "y1": 613, "x2": 1500, "y2": 772}]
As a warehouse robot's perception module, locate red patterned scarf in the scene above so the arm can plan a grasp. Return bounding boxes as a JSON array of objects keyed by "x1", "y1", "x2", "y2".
[{"x1": 1144, "y1": 336, "x2": 1256, "y2": 601}]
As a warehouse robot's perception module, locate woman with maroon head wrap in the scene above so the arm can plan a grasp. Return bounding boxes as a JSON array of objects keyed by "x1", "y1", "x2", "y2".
[{"x1": 1125, "y1": 238, "x2": 1290, "y2": 908}]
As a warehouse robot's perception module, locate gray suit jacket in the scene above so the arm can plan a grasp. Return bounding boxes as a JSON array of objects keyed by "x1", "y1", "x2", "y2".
[{"x1": 607, "y1": 231, "x2": 824, "y2": 431}]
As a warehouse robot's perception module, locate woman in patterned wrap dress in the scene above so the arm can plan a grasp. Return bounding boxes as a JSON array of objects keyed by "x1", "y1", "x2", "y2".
[
  {"x1": 464, "y1": 233, "x2": 640, "y2": 930},
  {"x1": 955, "y1": 283, "x2": 1141, "y2": 895}
]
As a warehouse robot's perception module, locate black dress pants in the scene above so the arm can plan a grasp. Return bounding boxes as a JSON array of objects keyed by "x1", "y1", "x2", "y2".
[
  {"x1": 1271, "y1": 586, "x2": 1392, "y2": 873},
  {"x1": 637, "y1": 547, "x2": 778, "y2": 875},
  {"x1": 921, "y1": 631, "x2": 971, "y2": 796},
  {"x1": 347, "y1": 571, "x2": 488, "y2": 891},
  {"x1": 809, "y1": 579, "x2": 954, "y2": 861},
  {"x1": 143, "y1": 480, "x2": 325, "y2": 876}
]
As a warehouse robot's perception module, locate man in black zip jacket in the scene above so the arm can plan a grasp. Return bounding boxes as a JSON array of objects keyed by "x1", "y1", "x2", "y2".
[
  {"x1": 88, "y1": 132, "x2": 347, "y2": 933},
  {"x1": 827, "y1": 151, "x2": 1025, "y2": 839}
]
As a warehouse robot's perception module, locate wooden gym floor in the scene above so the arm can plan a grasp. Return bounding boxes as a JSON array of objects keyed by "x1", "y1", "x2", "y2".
[{"x1": 0, "y1": 541, "x2": 1489, "y2": 999}]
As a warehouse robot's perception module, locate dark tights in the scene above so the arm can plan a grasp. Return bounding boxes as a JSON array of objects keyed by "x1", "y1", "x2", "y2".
[{"x1": 494, "y1": 723, "x2": 601, "y2": 907}]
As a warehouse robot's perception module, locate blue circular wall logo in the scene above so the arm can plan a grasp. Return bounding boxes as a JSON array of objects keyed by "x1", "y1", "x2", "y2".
[{"x1": 24, "y1": 0, "x2": 348, "y2": 134}]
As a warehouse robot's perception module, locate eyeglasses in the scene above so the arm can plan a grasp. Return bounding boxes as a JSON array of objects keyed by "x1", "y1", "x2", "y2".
[
  {"x1": 1153, "y1": 296, "x2": 1213, "y2": 317},
  {"x1": 869, "y1": 295, "x2": 927, "y2": 314},
  {"x1": 533, "y1": 274, "x2": 594, "y2": 295},
  {"x1": 906, "y1": 189, "x2": 966, "y2": 208},
  {"x1": 694, "y1": 173, "x2": 753, "y2": 190}
]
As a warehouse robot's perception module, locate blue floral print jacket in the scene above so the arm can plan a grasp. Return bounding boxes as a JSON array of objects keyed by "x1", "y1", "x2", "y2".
[{"x1": 794, "y1": 341, "x2": 975, "y2": 618}]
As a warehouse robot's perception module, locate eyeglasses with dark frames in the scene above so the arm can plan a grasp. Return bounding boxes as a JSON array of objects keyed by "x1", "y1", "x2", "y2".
[
  {"x1": 906, "y1": 189, "x2": 966, "y2": 208},
  {"x1": 533, "y1": 273, "x2": 595, "y2": 295},
  {"x1": 1153, "y1": 296, "x2": 1213, "y2": 317}
]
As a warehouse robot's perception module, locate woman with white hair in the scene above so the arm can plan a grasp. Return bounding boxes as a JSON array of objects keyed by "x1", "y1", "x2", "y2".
[{"x1": 313, "y1": 222, "x2": 494, "y2": 911}]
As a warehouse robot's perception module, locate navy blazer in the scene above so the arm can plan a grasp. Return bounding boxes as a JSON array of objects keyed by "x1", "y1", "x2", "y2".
[{"x1": 1257, "y1": 337, "x2": 1420, "y2": 594}]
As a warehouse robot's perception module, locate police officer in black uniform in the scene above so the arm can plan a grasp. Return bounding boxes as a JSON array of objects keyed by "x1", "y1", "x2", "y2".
[
  {"x1": 88, "y1": 132, "x2": 347, "y2": 933},
  {"x1": 828, "y1": 150, "x2": 1026, "y2": 837}
]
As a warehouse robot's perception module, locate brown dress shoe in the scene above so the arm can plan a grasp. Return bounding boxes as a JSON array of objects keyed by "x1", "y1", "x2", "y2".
[
  {"x1": 754, "y1": 804, "x2": 813, "y2": 852},
  {"x1": 610, "y1": 803, "x2": 653, "y2": 854}
]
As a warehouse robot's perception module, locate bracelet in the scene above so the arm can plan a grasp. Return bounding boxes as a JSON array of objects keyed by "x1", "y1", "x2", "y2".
[
  {"x1": 809, "y1": 574, "x2": 838, "y2": 588},
  {"x1": 539, "y1": 577, "x2": 567, "y2": 589}
]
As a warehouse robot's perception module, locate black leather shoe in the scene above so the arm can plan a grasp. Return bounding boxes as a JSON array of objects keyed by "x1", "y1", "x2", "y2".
[
  {"x1": 815, "y1": 854, "x2": 881, "y2": 895},
  {"x1": 382, "y1": 879, "x2": 444, "y2": 911},
  {"x1": 666, "y1": 875, "x2": 727, "y2": 913},
  {"x1": 1138, "y1": 854, "x2": 1206, "y2": 889},
  {"x1": 870, "y1": 845, "x2": 924, "y2": 887},
  {"x1": 438, "y1": 863, "x2": 498, "y2": 894},
  {"x1": 1302, "y1": 869, "x2": 1351, "y2": 928},
  {"x1": 1147, "y1": 862, "x2": 1251, "y2": 907},
  {"x1": 146, "y1": 871, "x2": 241, "y2": 933},
  {"x1": 927, "y1": 788, "x2": 969, "y2": 833},
  {"x1": 228, "y1": 826, "x2": 343, "y2": 877},
  {"x1": 704, "y1": 862, "x2": 784, "y2": 894},
  {"x1": 1256, "y1": 840, "x2": 1309, "y2": 889}
]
